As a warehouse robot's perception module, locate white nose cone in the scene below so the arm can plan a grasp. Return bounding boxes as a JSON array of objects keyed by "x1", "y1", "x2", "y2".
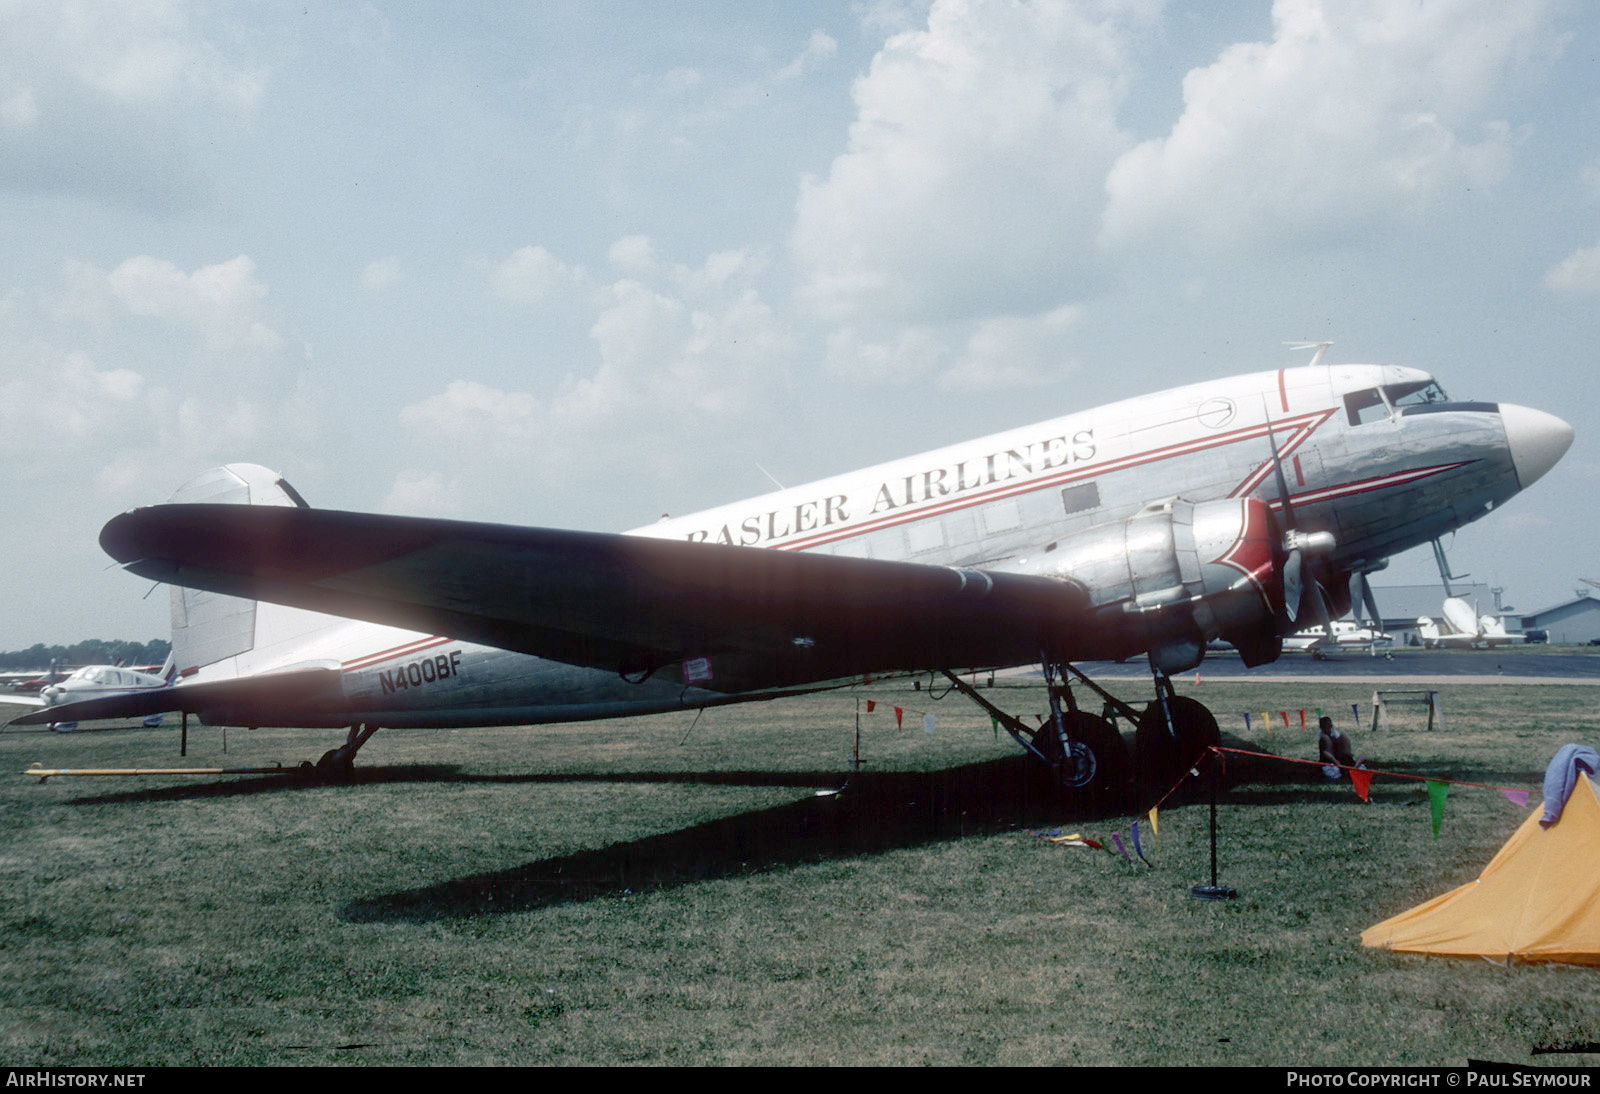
[{"x1": 1501, "y1": 404, "x2": 1573, "y2": 490}]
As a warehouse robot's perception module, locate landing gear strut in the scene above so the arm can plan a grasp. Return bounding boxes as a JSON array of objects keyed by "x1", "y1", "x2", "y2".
[
  {"x1": 1134, "y1": 670, "x2": 1220, "y2": 797},
  {"x1": 313, "y1": 722, "x2": 381, "y2": 782},
  {"x1": 942, "y1": 662, "x2": 1128, "y2": 808},
  {"x1": 1034, "y1": 660, "x2": 1128, "y2": 804},
  {"x1": 942, "y1": 656, "x2": 1218, "y2": 807}
]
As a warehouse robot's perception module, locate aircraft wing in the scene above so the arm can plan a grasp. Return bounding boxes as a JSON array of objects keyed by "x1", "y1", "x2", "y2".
[
  {"x1": 99, "y1": 504, "x2": 1094, "y2": 691},
  {"x1": 5, "y1": 665, "x2": 346, "y2": 727},
  {"x1": 0, "y1": 693, "x2": 47, "y2": 708}
]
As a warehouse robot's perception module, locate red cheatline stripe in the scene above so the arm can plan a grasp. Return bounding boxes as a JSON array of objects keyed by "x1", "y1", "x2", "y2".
[
  {"x1": 776, "y1": 410, "x2": 1333, "y2": 553},
  {"x1": 343, "y1": 636, "x2": 451, "y2": 671}
]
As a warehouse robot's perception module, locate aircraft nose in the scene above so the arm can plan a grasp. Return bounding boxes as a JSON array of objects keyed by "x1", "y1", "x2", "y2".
[{"x1": 1501, "y1": 404, "x2": 1573, "y2": 490}]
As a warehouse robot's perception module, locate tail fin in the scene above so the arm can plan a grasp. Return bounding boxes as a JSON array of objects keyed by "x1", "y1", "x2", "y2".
[{"x1": 165, "y1": 464, "x2": 309, "y2": 676}]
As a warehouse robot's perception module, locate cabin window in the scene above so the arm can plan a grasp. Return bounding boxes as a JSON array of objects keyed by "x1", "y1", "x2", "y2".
[
  {"x1": 981, "y1": 499, "x2": 1022, "y2": 535},
  {"x1": 906, "y1": 521, "x2": 945, "y2": 554},
  {"x1": 1344, "y1": 388, "x2": 1389, "y2": 426},
  {"x1": 1061, "y1": 481, "x2": 1100, "y2": 515}
]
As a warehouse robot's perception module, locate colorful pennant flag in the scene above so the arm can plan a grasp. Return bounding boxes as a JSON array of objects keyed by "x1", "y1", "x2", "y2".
[
  {"x1": 894, "y1": 706, "x2": 904, "y2": 728},
  {"x1": 922, "y1": 712, "x2": 935, "y2": 734},
  {"x1": 1503, "y1": 789, "x2": 1530, "y2": 808},
  {"x1": 1111, "y1": 832, "x2": 1130, "y2": 862},
  {"x1": 1349, "y1": 768, "x2": 1374, "y2": 802},
  {"x1": 1427, "y1": 780, "x2": 1449, "y2": 839},
  {"x1": 1146, "y1": 807, "x2": 1158, "y2": 838},
  {"x1": 866, "y1": 699, "x2": 876, "y2": 713}
]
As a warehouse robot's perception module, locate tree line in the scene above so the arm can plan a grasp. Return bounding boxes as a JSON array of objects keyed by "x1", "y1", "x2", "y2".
[{"x1": 0, "y1": 640, "x2": 171, "y2": 672}]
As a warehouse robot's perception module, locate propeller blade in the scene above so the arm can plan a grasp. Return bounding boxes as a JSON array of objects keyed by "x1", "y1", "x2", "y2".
[
  {"x1": 1306, "y1": 574, "x2": 1334, "y2": 638},
  {"x1": 1357, "y1": 572, "x2": 1382, "y2": 628},
  {"x1": 1264, "y1": 415, "x2": 1298, "y2": 532},
  {"x1": 1283, "y1": 549, "x2": 1303, "y2": 625}
]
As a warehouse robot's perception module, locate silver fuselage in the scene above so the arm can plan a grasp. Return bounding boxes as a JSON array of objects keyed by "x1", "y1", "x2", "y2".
[{"x1": 180, "y1": 363, "x2": 1569, "y2": 727}]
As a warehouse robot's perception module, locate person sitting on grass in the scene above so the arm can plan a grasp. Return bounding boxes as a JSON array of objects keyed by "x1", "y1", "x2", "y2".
[{"x1": 1318, "y1": 715, "x2": 1364, "y2": 781}]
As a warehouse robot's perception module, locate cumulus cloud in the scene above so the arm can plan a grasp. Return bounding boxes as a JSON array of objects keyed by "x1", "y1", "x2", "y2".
[
  {"x1": 791, "y1": 0, "x2": 1148, "y2": 323},
  {"x1": 399, "y1": 379, "x2": 541, "y2": 438},
  {"x1": 63, "y1": 254, "x2": 281, "y2": 355},
  {"x1": 565, "y1": 25, "x2": 844, "y2": 161},
  {"x1": 939, "y1": 304, "x2": 1084, "y2": 390},
  {"x1": 359, "y1": 256, "x2": 403, "y2": 291},
  {"x1": 382, "y1": 469, "x2": 457, "y2": 517},
  {"x1": 1100, "y1": 0, "x2": 1565, "y2": 254},
  {"x1": 488, "y1": 245, "x2": 585, "y2": 305},
  {"x1": 0, "y1": 0, "x2": 265, "y2": 211},
  {"x1": 776, "y1": 30, "x2": 839, "y2": 81},
  {"x1": 1545, "y1": 241, "x2": 1600, "y2": 298},
  {"x1": 0, "y1": 252, "x2": 315, "y2": 509},
  {"x1": 391, "y1": 240, "x2": 796, "y2": 520},
  {"x1": 607, "y1": 235, "x2": 657, "y2": 276},
  {"x1": 1581, "y1": 160, "x2": 1600, "y2": 202},
  {"x1": 0, "y1": 347, "x2": 148, "y2": 462},
  {"x1": 824, "y1": 325, "x2": 949, "y2": 386}
]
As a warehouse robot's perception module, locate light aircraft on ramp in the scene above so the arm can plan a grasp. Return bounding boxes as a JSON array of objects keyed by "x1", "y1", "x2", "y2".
[
  {"x1": 1, "y1": 664, "x2": 169, "y2": 726},
  {"x1": 12, "y1": 358, "x2": 1573, "y2": 801},
  {"x1": 1416, "y1": 598, "x2": 1524, "y2": 648},
  {"x1": 36, "y1": 664, "x2": 171, "y2": 730},
  {"x1": 1283, "y1": 619, "x2": 1393, "y2": 658}
]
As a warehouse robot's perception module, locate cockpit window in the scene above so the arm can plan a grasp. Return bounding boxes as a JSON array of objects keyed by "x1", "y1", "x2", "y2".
[
  {"x1": 1384, "y1": 380, "x2": 1450, "y2": 407},
  {"x1": 1344, "y1": 387, "x2": 1389, "y2": 426}
]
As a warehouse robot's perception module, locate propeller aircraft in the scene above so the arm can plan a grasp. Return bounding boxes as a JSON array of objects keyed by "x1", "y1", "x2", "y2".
[{"x1": 12, "y1": 356, "x2": 1573, "y2": 802}]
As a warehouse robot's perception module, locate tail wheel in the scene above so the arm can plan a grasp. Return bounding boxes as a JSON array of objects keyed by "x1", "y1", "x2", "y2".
[
  {"x1": 1030, "y1": 710, "x2": 1128, "y2": 807},
  {"x1": 1135, "y1": 696, "x2": 1220, "y2": 798}
]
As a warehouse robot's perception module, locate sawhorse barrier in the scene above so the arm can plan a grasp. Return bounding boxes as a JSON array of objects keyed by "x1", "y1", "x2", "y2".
[{"x1": 1370, "y1": 689, "x2": 1441, "y2": 731}]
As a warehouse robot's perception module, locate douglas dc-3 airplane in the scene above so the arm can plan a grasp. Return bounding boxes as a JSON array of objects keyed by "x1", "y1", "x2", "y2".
[{"x1": 12, "y1": 357, "x2": 1573, "y2": 801}]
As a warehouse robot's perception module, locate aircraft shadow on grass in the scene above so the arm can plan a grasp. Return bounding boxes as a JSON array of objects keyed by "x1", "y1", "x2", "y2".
[
  {"x1": 335, "y1": 727, "x2": 1387, "y2": 925},
  {"x1": 337, "y1": 753, "x2": 1104, "y2": 924},
  {"x1": 51, "y1": 730, "x2": 1526, "y2": 919}
]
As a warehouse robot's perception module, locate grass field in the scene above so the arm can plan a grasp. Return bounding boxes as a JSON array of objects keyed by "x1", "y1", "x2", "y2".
[{"x1": 3, "y1": 676, "x2": 1599, "y2": 1066}]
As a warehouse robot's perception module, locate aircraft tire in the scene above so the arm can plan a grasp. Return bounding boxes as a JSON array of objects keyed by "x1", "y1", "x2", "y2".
[
  {"x1": 314, "y1": 746, "x2": 356, "y2": 784},
  {"x1": 1135, "y1": 696, "x2": 1220, "y2": 801},
  {"x1": 1030, "y1": 711, "x2": 1128, "y2": 809}
]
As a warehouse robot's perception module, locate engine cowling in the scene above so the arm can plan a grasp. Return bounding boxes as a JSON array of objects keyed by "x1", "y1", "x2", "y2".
[{"x1": 996, "y1": 496, "x2": 1286, "y2": 670}]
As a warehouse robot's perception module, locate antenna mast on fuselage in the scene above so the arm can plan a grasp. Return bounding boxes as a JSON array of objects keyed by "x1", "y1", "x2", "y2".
[{"x1": 1284, "y1": 341, "x2": 1333, "y2": 369}]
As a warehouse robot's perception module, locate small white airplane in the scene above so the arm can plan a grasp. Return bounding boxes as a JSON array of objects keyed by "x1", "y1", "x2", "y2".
[
  {"x1": 1283, "y1": 619, "x2": 1393, "y2": 658},
  {"x1": 2, "y1": 663, "x2": 173, "y2": 730},
  {"x1": 12, "y1": 354, "x2": 1573, "y2": 801},
  {"x1": 1416, "y1": 598, "x2": 1524, "y2": 648}
]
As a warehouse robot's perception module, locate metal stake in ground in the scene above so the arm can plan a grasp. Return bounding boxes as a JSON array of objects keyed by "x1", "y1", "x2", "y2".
[{"x1": 1191, "y1": 747, "x2": 1237, "y2": 901}]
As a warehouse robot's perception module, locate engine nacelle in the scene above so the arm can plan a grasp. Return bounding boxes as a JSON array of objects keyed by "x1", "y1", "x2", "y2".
[{"x1": 996, "y1": 496, "x2": 1283, "y2": 670}]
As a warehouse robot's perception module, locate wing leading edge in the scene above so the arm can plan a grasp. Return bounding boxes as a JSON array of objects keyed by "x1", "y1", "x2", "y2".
[{"x1": 100, "y1": 505, "x2": 1092, "y2": 692}]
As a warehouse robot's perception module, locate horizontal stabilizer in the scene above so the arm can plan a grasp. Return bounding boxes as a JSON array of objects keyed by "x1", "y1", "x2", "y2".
[
  {"x1": 5, "y1": 665, "x2": 345, "y2": 727},
  {"x1": 101, "y1": 505, "x2": 1094, "y2": 688}
]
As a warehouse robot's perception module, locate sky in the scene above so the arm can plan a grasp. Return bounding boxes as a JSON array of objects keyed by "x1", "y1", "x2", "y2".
[{"x1": 2, "y1": 0, "x2": 1598, "y2": 649}]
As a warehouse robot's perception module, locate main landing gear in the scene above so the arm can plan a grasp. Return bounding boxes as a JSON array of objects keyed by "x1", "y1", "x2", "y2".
[
  {"x1": 942, "y1": 657, "x2": 1219, "y2": 808},
  {"x1": 310, "y1": 722, "x2": 382, "y2": 782}
]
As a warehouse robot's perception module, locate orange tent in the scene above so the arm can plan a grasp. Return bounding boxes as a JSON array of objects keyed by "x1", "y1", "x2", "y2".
[{"x1": 1362, "y1": 775, "x2": 1600, "y2": 966}]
